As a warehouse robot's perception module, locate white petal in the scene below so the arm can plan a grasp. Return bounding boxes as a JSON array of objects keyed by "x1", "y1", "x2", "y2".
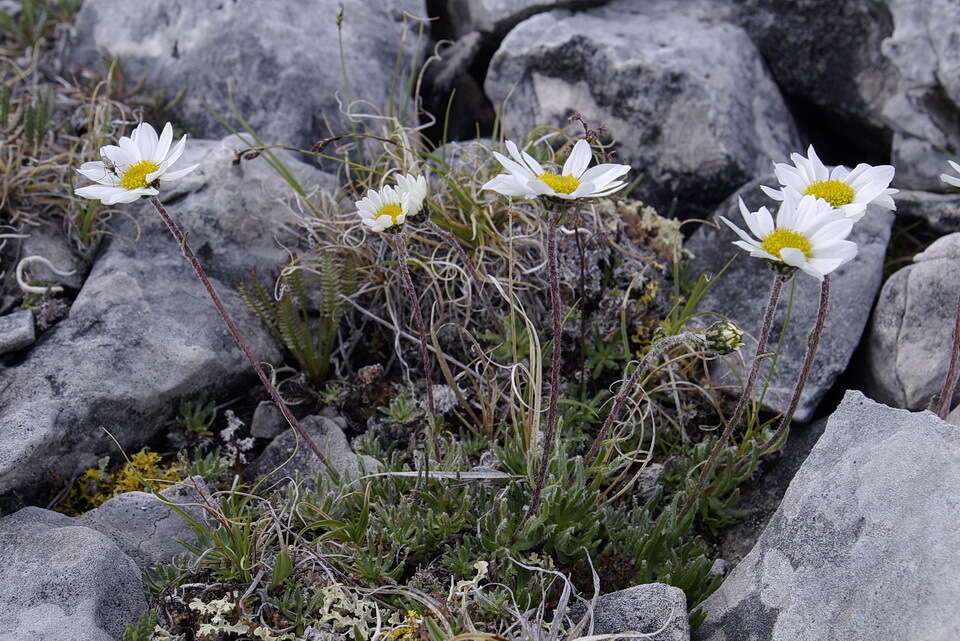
[
  {"x1": 720, "y1": 214, "x2": 759, "y2": 245},
  {"x1": 732, "y1": 240, "x2": 761, "y2": 253},
  {"x1": 133, "y1": 122, "x2": 159, "y2": 159},
  {"x1": 100, "y1": 144, "x2": 136, "y2": 168},
  {"x1": 75, "y1": 184, "x2": 124, "y2": 201},
  {"x1": 520, "y1": 150, "x2": 544, "y2": 176},
  {"x1": 493, "y1": 151, "x2": 535, "y2": 179},
  {"x1": 579, "y1": 163, "x2": 630, "y2": 189},
  {"x1": 158, "y1": 164, "x2": 199, "y2": 182},
  {"x1": 774, "y1": 164, "x2": 810, "y2": 194},
  {"x1": 941, "y1": 173, "x2": 960, "y2": 188},
  {"x1": 809, "y1": 218, "x2": 854, "y2": 245},
  {"x1": 806, "y1": 145, "x2": 829, "y2": 182},
  {"x1": 779, "y1": 247, "x2": 806, "y2": 268},
  {"x1": 759, "y1": 185, "x2": 784, "y2": 201},
  {"x1": 563, "y1": 139, "x2": 592, "y2": 177},
  {"x1": 118, "y1": 136, "x2": 142, "y2": 162},
  {"x1": 155, "y1": 123, "x2": 174, "y2": 162},
  {"x1": 77, "y1": 161, "x2": 118, "y2": 185}
]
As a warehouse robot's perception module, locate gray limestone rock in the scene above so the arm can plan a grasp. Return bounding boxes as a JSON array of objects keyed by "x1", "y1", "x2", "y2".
[
  {"x1": 0, "y1": 309, "x2": 34, "y2": 356},
  {"x1": 733, "y1": 0, "x2": 896, "y2": 130},
  {"x1": 250, "y1": 400, "x2": 286, "y2": 440},
  {"x1": 686, "y1": 175, "x2": 894, "y2": 422},
  {"x1": 893, "y1": 189, "x2": 960, "y2": 233},
  {"x1": 881, "y1": 0, "x2": 960, "y2": 191},
  {"x1": 696, "y1": 390, "x2": 960, "y2": 641},
  {"x1": 448, "y1": 0, "x2": 608, "y2": 37},
  {"x1": 0, "y1": 134, "x2": 335, "y2": 500},
  {"x1": 246, "y1": 415, "x2": 377, "y2": 484},
  {"x1": 865, "y1": 232, "x2": 960, "y2": 410},
  {"x1": 484, "y1": 0, "x2": 800, "y2": 215},
  {"x1": 0, "y1": 507, "x2": 146, "y2": 640},
  {"x1": 18, "y1": 222, "x2": 89, "y2": 291},
  {"x1": 66, "y1": 0, "x2": 425, "y2": 148},
  {"x1": 590, "y1": 583, "x2": 689, "y2": 641},
  {"x1": 75, "y1": 476, "x2": 212, "y2": 569},
  {"x1": 720, "y1": 418, "x2": 828, "y2": 566}
]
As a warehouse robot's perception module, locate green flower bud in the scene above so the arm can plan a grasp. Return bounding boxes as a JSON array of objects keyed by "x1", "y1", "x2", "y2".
[{"x1": 704, "y1": 320, "x2": 744, "y2": 355}]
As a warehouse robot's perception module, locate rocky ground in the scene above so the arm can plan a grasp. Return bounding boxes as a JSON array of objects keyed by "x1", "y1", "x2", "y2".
[{"x1": 1, "y1": 0, "x2": 959, "y2": 640}]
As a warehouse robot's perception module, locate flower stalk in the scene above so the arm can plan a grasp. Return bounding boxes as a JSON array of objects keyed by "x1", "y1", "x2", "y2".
[
  {"x1": 393, "y1": 234, "x2": 437, "y2": 423},
  {"x1": 759, "y1": 274, "x2": 831, "y2": 453},
  {"x1": 679, "y1": 271, "x2": 789, "y2": 523},
  {"x1": 148, "y1": 197, "x2": 333, "y2": 473},
  {"x1": 525, "y1": 212, "x2": 564, "y2": 521},
  {"x1": 935, "y1": 293, "x2": 960, "y2": 420}
]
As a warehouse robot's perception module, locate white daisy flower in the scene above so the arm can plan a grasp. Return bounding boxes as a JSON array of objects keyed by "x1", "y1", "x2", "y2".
[
  {"x1": 394, "y1": 173, "x2": 428, "y2": 217},
  {"x1": 719, "y1": 193, "x2": 858, "y2": 281},
  {"x1": 760, "y1": 145, "x2": 897, "y2": 222},
  {"x1": 482, "y1": 139, "x2": 630, "y2": 200},
  {"x1": 940, "y1": 160, "x2": 960, "y2": 189},
  {"x1": 74, "y1": 122, "x2": 198, "y2": 205},
  {"x1": 356, "y1": 185, "x2": 410, "y2": 233}
]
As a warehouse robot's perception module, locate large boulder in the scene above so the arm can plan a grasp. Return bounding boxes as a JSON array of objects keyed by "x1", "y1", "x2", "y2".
[
  {"x1": 732, "y1": 0, "x2": 895, "y2": 131},
  {"x1": 865, "y1": 233, "x2": 960, "y2": 410},
  {"x1": 483, "y1": 0, "x2": 800, "y2": 216},
  {"x1": 0, "y1": 135, "x2": 335, "y2": 502},
  {"x1": 686, "y1": 175, "x2": 894, "y2": 422},
  {"x1": 893, "y1": 189, "x2": 960, "y2": 233},
  {"x1": 696, "y1": 391, "x2": 960, "y2": 641},
  {"x1": 447, "y1": 0, "x2": 608, "y2": 38},
  {"x1": 0, "y1": 507, "x2": 146, "y2": 640},
  {"x1": 881, "y1": 0, "x2": 960, "y2": 190},
  {"x1": 66, "y1": 0, "x2": 425, "y2": 147},
  {"x1": 74, "y1": 476, "x2": 212, "y2": 569}
]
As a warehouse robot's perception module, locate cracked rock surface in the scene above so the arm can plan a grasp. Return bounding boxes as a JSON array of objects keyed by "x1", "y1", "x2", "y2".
[{"x1": 696, "y1": 391, "x2": 960, "y2": 641}]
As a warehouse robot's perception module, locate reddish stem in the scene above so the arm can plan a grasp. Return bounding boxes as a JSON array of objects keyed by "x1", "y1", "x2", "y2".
[
  {"x1": 678, "y1": 271, "x2": 788, "y2": 523},
  {"x1": 936, "y1": 293, "x2": 960, "y2": 419},
  {"x1": 148, "y1": 197, "x2": 333, "y2": 473}
]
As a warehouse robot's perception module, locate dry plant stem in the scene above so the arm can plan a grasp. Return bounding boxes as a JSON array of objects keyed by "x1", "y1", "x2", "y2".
[
  {"x1": 525, "y1": 215, "x2": 563, "y2": 521},
  {"x1": 679, "y1": 271, "x2": 788, "y2": 523},
  {"x1": 427, "y1": 220, "x2": 484, "y2": 292},
  {"x1": 936, "y1": 293, "x2": 960, "y2": 419},
  {"x1": 585, "y1": 332, "x2": 703, "y2": 466},
  {"x1": 393, "y1": 234, "x2": 437, "y2": 422},
  {"x1": 760, "y1": 275, "x2": 831, "y2": 453},
  {"x1": 147, "y1": 197, "x2": 334, "y2": 472}
]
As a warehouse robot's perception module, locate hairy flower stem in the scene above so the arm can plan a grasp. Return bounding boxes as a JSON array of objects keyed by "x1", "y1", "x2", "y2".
[
  {"x1": 760, "y1": 275, "x2": 831, "y2": 453},
  {"x1": 936, "y1": 293, "x2": 960, "y2": 419},
  {"x1": 679, "y1": 271, "x2": 789, "y2": 523},
  {"x1": 393, "y1": 235, "x2": 437, "y2": 423},
  {"x1": 525, "y1": 215, "x2": 563, "y2": 522},
  {"x1": 585, "y1": 332, "x2": 704, "y2": 466},
  {"x1": 148, "y1": 197, "x2": 333, "y2": 473},
  {"x1": 427, "y1": 220, "x2": 484, "y2": 292}
]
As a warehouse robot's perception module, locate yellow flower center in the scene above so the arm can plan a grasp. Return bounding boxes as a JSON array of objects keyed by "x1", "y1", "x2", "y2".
[
  {"x1": 538, "y1": 172, "x2": 580, "y2": 194},
  {"x1": 760, "y1": 229, "x2": 813, "y2": 259},
  {"x1": 377, "y1": 203, "x2": 404, "y2": 226},
  {"x1": 804, "y1": 179, "x2": 855, "y2": 207},
  {"x1": 119, "y1": 160, "x2": 160, "y2": 190}
]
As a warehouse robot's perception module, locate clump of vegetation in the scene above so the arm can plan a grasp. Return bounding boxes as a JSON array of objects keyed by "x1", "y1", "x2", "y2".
[
  {"x1": 123, "y1": 105, "x2": 788, "y2": 640},
  {"x1": 56, "y1": 449, "x2": 183, "y2": 513}
]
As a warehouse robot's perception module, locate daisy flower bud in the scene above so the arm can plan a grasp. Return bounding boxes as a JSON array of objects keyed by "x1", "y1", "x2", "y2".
[
  {"x1": 940, "y1": 160, "x2": 960, "y2": 188},
  {"x1": 356, "y1": 185, "x2": 410, "y2": 233},
  {"x1": 760, "y1": 144, "x2": 897, "y2": 222},
  {"x1": 719, "y1": 192, "x2": 858, "y2": 281},
  {"x1": 704, "y1": 320, "x2": 744, "y2": 355},
  {"x1": 74, "y1": 122, "x2": 198, "y2": 205},
  {"x1": 482, "y1": 139, "x2": 630, "y2": 200}
]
